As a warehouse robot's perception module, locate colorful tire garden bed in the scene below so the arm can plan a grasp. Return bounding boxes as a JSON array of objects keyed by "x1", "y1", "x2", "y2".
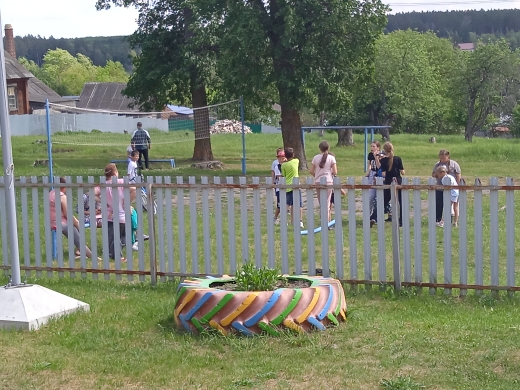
[{"x1": 174, "y1": 275, "x2": 347, "y2": 336}]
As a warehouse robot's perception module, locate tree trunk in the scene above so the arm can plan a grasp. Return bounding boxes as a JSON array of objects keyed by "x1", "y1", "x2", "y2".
[
  {"x1": 318, "y1": 111, "x2": 325, "y2": 137},
  {"x1": 380, "y1": 127, "x2": 391, "y2": 142},
  {"x1": 184, "y1": 6, "x2": 213, "y2": 161},
  {"x1": 280, "y1": 101, "x2": 307, "y2": 169},
  {"x1": 191, "y1": 82, "x2": 214, "y2": 161},
  {"x1": 368, "y1": 106, "x2": 393, "y2": 142},
  {"x1": 464, "y1": 99, "x2": 475, "y2": 143},
  {"x1": 337, "y1": 129, "x2": 354, "y2": 146}
]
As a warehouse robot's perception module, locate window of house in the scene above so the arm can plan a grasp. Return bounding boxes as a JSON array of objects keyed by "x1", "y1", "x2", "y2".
[{"x1": 7, "y1": 86, "x2": 17, "y2": 111}]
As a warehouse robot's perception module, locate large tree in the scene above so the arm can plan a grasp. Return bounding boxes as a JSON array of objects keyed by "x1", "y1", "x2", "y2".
[
  {"x1": 200, "y1": 0, "x2": 387, "y2": 168},
  {"x1": 352, "y1": 30, "x2": 458, "y2": 138},
  {"x1": 96, "y1": 0, "x2": 217, "y2": 161},
  {"x1": 452, "y1": 40, "x2": 520, "y2": 142}
]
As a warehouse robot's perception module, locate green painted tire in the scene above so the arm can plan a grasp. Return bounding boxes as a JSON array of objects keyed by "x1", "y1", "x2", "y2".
[{"x1": 174, "y1": 275, "x2": 347, "y2": 336}]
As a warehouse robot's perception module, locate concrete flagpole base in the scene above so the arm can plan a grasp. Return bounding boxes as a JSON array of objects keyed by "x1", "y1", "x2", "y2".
[{"x1": 0, "y1": 284, "x2": 89, "y2": 330}]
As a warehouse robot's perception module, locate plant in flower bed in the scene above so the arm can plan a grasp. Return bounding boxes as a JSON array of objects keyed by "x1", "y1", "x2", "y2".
[{"x1": 234, "y1": 262, "x2": 286, "y2": 291}]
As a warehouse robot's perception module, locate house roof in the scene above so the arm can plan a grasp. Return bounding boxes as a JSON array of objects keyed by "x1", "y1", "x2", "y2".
[
  {"x1": 4, "y1": 50, "x2": 32, "y2": 79},
  {"x1": 457, "y1": 43, "x2": 475, "y2": 51},
  {"x1": 166, "y1": 104, "x2": 193, "y2": 115},
  {"x1": 4, "y1": 50, "x2": 69, "y2": 104},
  {"x1": 78, "y1": 82, "x2": 139, "y2": 111},
  {"x1": 28, "y1": 78, "x2": 66, "y2": 103}
]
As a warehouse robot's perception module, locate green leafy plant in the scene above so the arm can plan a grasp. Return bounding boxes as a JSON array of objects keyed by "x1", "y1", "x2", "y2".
[{"x1": 234, "y1": 262, "x2": 286, "y2": 291}]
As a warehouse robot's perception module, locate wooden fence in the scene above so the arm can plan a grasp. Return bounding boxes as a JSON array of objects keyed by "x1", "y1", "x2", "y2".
[{"x1": 0, "y1": 176, "x2": 518, "y2": 294}]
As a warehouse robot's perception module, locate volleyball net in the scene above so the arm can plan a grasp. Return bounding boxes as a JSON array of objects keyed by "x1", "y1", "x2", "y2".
[{"x1": 45, "y1": 99, "x2": 246, "y2": 147}]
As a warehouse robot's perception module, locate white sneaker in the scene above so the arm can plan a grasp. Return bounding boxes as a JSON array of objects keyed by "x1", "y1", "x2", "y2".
[
  {"x1": 132, "y1": 243, "x2": 139, "y2": 251},
  {"x1": 274, "y1": 218, "x2": 280, "y2": 225},
  {"x1": 453, "y1": 222, "x2": 458, "y2": 228},
  {"x1": 436, "y1": 221, "x2": 444, "y2": 228},
  {"x1": 299, "y1": 221, "x2": 304, "y2": 229}
]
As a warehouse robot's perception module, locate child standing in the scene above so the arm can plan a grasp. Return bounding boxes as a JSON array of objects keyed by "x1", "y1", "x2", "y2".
[
  {"x1": 271, "y1": 148, "x2": 286, "y2": 224},
  {"x1": 436, "y1": 165, "x2": 459, "y2": 227},
  {"x1": 309, "y1": 141, "x2": 337, "y2": 222},
  {"x1": 127, "y1": 150, "x2": 139, "y2": 183},
  {"x1": 281, "y1": 147, "x2": 304, "y2": 228}
]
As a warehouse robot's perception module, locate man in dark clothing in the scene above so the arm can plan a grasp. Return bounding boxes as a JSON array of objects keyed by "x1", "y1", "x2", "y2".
[{"x1": 131, "y1": 122, "x2": 151, "y2": 170}]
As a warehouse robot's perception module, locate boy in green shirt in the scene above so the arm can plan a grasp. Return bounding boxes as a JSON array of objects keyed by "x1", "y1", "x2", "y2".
[{"x1": 281, "y1": 148, "x2": 304, "y2": 228}]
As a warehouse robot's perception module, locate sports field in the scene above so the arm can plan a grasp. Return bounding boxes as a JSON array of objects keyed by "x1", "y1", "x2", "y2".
[{"x1": 7, "y1": 131, "x2": 520, "y2": 180}]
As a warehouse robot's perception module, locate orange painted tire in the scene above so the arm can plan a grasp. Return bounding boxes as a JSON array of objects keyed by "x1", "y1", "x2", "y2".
[{"x1": 174, "y1": 275, "x2": 347, "y2": 336}]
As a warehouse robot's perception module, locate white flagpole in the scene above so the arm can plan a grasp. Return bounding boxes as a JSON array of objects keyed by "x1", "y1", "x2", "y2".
[{"x1": 0, "y1": 10, "x2": 22, "y2": 286}]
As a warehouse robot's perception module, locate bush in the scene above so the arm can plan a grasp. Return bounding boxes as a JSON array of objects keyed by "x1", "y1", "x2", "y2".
[{"x1": 234, "y1": 262, "x2": 286, "y2": 291}]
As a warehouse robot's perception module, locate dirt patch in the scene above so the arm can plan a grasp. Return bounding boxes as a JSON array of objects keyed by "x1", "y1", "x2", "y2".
[
  {"x1": 53, "y1": 148, "x2": 75, "y2": 153},
  {"x1": 210, "y1": 278, "x2": 311, "y2": 291}
]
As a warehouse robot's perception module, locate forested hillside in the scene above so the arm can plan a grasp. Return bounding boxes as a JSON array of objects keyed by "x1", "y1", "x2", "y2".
[
  {"x1": 13, "y1": 35, "x2": 134, "y2": 71},
  {"x1": 387, "y1": 9, "x2": 520, "y2": 42}
]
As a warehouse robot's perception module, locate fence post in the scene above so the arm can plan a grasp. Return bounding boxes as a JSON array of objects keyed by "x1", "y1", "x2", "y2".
[
  {"x1": 147, "y1": 178, "x2": 157, "y2": 286},
  {"x1": 506, "y1": 177, "x2": 515, "y2": 296},
  {"x1": 391, "y1": 178, "x2": 401, "y2": 291},
  {"x1": 474, "y1": 178, "x2": 483, "y2": 296}
]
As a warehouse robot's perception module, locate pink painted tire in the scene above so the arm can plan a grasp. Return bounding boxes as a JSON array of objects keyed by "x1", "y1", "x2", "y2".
[{"x1": 174, "y1": 275, "x2": 347, "y2": 336}]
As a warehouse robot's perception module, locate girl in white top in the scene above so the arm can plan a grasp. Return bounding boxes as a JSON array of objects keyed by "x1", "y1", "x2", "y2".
[
  {"x1": 437, "y1": 165, "x2": 460, "y2": 227},
  {"x1": 310, "y1": 141, "x2": 337, "y2": 222}
]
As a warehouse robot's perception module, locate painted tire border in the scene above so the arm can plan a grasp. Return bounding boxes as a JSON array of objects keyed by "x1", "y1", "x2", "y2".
[{"x1": 174, "y1": 275, "x2": 347, "y2": 336}]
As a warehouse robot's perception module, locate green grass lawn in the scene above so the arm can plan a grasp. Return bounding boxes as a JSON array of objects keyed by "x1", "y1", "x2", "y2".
[
  {"x1": 6, "y1": 131, "x2": 520, "y2": 180},
  {"x1": 3, "y1": 132, "x2": 520, "y2": 388},
  {"x1": 1, "y1": 276, "x2": 520, "y2": 389}
]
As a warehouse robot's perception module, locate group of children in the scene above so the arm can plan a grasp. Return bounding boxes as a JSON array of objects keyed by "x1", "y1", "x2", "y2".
[
  {"x1": 271, "y1": 143, "x2": 461, "y2": 230},
  {"x1": 69, "y1": 150, "x2": 145, "y2": 257}
]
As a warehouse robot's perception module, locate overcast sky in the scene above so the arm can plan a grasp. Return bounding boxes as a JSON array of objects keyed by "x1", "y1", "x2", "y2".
[{"x1": 1, "y1": 0, "x2": 520, "y2": 39}]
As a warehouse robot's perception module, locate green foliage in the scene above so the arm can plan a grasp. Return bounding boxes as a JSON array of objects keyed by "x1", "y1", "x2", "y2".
[
  {"x1": 381, "y1": 376, "x2": 425, "y2": 390},
  {"x1": 14, "y1": 35, "x2": 133, "y2": 71},
  {"x1": 511, "y1": 105, "x2": 520, "y2": 137},
  {"x1": 19, "y1": 48, "x2": 129, "y2": 96},
  {"x1": 210, "y1": 0, "x2": 388, "y2": 114},
  {"x1": 452, "y1": 40, "x2": 520, "y2": 141},
  {"x1": 96, "y1": 0, "x2": 222, "y2": 111},
  {"x1": 352, "y1": 30, "x2": 459, "y2": 134},
  {"x1": 234, "y1": 263, "x2": 285, "y2": 292}
]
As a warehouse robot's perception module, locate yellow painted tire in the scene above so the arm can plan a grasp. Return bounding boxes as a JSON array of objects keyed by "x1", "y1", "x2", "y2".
[{"x1": 174, "y1": 275, "x2": 346, "y2": 336}]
